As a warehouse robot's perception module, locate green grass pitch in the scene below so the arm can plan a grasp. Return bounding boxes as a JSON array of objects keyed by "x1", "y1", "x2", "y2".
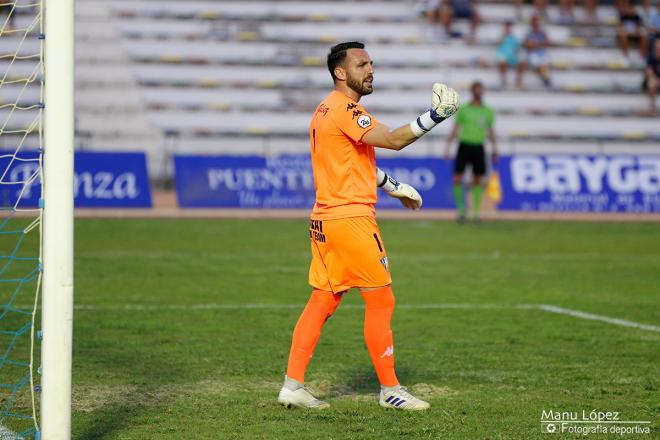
[{"x1": 67, "y1": 219, "x2": 658, "y2": 439}]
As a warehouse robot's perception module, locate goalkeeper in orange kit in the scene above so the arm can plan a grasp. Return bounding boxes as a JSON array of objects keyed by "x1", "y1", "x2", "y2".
[{"x1": 278, "y1": 42, "x2": 459, "y2": 411}]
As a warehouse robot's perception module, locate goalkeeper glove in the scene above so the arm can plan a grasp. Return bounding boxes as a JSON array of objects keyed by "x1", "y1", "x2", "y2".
[
  {"x1": 410, "y1": 83, "x2": 459, "y2": 138},
  {"x1": 377, "y1": 168, "x2": 423, "y2": 210}
]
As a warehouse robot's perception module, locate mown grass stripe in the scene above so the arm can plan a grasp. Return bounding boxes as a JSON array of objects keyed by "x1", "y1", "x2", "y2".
[{"x1": 64, "y1": 303, "x2": 660, "y2": 332}]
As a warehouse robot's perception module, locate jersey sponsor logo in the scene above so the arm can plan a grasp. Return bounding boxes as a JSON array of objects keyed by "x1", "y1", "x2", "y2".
[
  {"x1": 310, "y1": 219, "x2": 323, "y2": 233},
  {"x1": 357, "y1": 114, "x2": 372, "y2": 129},
  {"x1": 346, "y1": 103, "x2": 358, "y2": 111},
  {"x1": 317, "y1": 104, "x2": 329, "y2": 116},
  {"x1": 351, "y1": 109, "x2": 363, "y2": 120},
  {"x1": 380, "y1": 345, "x2": 394, "y2": 358},
  {"x1": 309, "y1": 219, "x2": 326, "y2": 243}
]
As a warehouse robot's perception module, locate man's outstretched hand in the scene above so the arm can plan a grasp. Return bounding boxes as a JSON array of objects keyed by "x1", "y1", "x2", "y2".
[{"x1": 387, "y1": 182, "x2": 423, "y2": 210}]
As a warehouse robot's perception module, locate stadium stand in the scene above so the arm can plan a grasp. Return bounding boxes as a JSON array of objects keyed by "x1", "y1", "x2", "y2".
[
  {"x1": 0, "y1": 0, "x2": 41, "y2": 151},
  {"x1": 4, "y1": 0, "x2": 659, "y2": 178}
]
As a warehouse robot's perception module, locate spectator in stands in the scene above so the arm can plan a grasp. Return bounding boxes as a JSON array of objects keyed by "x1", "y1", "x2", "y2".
[
  {"x1": 444, "y1": 81, "x2": 497, "y2": 223},
  {"x1": 640, "y1": 0, "x2": 653, "y2": 23},
  {"x1": 0, "y1": 0, "x2": 16, "y2": 30},
  {"x1": 438, "y1": 0, "x2": 481, "y2": 42},
  {"x1": 423, "y1": 0, "x2": 442, "y2": 26},
  {"x1": 647, "y1": 2, "x2": 660, "y2": 49},
  {"x1": 515, "y1": 0, "x2": 598, "y2": 23},
  {"x1": 514, "y1": 0, "x2": 549, "y2": 20},
  {"x1": 616, "y1": 0, "x2": 649, "y2": 60},
  {"x1": 645, "y1": 38, "x2": 660, "y2": 114},
  {"x1": 558, "y1": 0, "x2": 576, "y2": 24},
  {"x1": 496, "y1": 21, "x2": 526, "y2": 88},
  {"x1": 585, "y1": 0, "x2": 599, "y2": 23},
  {"x1": 536, "y1": 0, "x2": 550, "y2": 16},
  {"x1": 523, "y1": 15, "x2": 552, "y2": 89},
  {"x1": 422, "y1": 0, "x2": 458, "y2": 40}
]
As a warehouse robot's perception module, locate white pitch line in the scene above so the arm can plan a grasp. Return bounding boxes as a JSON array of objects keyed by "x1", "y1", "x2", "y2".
[
  {"x1": 68, "y1": 302, "x2": 660, "y2": 333},
  {"x1": 396, "y1": 303, "x2": 538, "y2": 310},
  {"x1": 71, "y1": 303, "x2": 538, "y2": 311},
  {"x1": 538, "y1": 304, "x2": 660, "y2": 333},
  {"x1": 73, "y1": 303, "x2": 303, "y2": 311}
]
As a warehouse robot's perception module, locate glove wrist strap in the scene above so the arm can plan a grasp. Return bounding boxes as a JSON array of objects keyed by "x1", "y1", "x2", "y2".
[
  {"x1": 409, "y1": 109, "x2": 444, "y2": 138},
  {"x1": 376, "y1": 168, "x2": 399, "y2": 192}
]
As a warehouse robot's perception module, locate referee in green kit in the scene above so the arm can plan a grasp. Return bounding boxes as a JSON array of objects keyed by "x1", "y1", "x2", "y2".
[{"x1": 444, "y1": 81, "x2": 498, "y2": 223}]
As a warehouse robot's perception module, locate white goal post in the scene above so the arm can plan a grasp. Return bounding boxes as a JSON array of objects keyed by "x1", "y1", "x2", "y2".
[{"x1": 40, "y1": 0, "x2": 74, "y2": 438}]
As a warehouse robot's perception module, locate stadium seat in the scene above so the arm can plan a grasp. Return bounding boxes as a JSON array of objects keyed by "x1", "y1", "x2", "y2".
[{"x1": 65, "y1": 0, "x2": 660, "y2": 177}]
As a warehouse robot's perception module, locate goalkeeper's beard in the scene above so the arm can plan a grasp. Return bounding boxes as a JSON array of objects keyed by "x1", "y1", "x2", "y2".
[{"x1": 347, "y1": 75, "x2": 373, "y2": 97}]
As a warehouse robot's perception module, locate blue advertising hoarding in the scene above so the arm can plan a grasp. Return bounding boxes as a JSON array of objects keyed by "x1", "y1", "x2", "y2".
[
  {"x1": 174, "y1": 154, "x2": 455, "y2": 209},
  {"x1": 175, "y1": 153, "x2": 660, "y2": 213},
  {"x1": 375, "y1": 157, "x2": 454, "y2": 209},
  {"x1": 0, "y1": 150, "x2": 152, "y2": 208},
  {"x1": 498, "y1": 155, "x2": 660, "y2": 213}
]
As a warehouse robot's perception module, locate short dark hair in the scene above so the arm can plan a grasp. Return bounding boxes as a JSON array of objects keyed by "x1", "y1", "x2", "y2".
[
  {"x1": 327, "y1": 41, "x2": 365, "y2": 81},
  {"x1": 471, "y1": 80, "x2": 483, "y2": 89}
]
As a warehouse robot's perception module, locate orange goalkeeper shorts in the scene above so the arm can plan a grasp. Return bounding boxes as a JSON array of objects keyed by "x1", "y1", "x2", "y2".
[{"x1": 308, "y1": 216, "x2": 392, "y2": 293}]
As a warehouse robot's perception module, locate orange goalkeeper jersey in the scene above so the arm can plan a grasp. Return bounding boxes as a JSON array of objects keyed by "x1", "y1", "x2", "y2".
[{"x1": 309, "y1": 91, "x2": 379, "y2": 220}]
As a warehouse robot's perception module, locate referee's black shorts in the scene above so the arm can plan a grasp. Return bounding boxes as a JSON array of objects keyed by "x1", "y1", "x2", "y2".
[{"x1": 453, "y1": 142, "x2": 486, "y2": 176}]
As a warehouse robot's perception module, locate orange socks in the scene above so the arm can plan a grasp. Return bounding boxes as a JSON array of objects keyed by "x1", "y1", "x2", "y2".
[
  {"x1": 361, "y1": 285, "x2": 399, "y2": 387},
  {"x1": 286, "y1": 289, "x2": 342, "y2": 383},
  {"x1": 286, "y1": 286, "x2": 399, "y2": 388}
]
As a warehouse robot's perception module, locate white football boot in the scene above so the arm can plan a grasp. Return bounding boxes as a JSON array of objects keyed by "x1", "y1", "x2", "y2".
[
  {"x1": 379, "y1": 386, "x2": 430, "y2": 411},
  {"x1": 278, "y1": 385, "x2": 330, "y2": 409}
]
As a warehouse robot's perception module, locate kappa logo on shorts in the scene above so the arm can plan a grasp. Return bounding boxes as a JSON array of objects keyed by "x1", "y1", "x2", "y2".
[
  {"x1": 357, "y1": 115, "x2": 372, "y2": 129},
  {"x1": 379, "y1": 256, "x2": 389, "y2": 271}
]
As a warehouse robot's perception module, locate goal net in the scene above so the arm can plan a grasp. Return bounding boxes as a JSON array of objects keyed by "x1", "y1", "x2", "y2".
[{"x1": 0, "y1": 0, "x2": 43, "y2": 438}]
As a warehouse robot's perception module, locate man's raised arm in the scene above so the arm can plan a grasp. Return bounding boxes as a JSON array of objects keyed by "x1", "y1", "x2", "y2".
[{"x1": 363, "y1": 83, "x2": 459, "y2": 151}]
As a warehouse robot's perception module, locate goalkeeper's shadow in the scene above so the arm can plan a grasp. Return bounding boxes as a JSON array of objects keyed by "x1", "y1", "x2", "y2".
[
  {"x1": 74, "y1": 394, "x2": 150, "y2": 440},
  {"x1": 338, "y1": 365, "x2": 417, "y2": 396}
]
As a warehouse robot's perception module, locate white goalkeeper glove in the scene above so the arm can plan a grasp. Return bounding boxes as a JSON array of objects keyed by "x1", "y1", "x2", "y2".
[
  {"x1": 431, "y1": 82, "x2": 459, "y2": 119},
  {"x1": 410, "y1": 83, "x2": 459, "y2": 137},
  {"x1": 377, "y1": 168, "x2": 423, "y2": 210}
]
